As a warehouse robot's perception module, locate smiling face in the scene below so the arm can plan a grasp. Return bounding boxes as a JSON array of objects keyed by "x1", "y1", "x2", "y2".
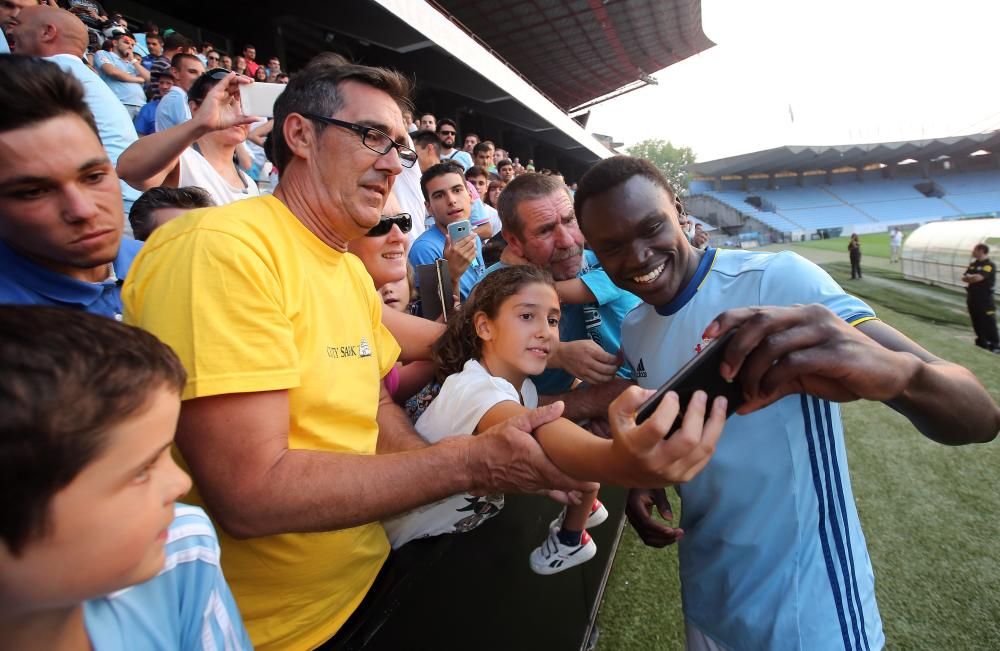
[
  {"x1": 347, "y1": 193, "x2": 409, "y2": 288},
  {"x1": 477, "y1": 282, "x2": 561, "y2": 386},
  {"x1": 580, "y1": 174, "x2": 699, "y2": 306},
  {"x1": 506, "y1": 189, "x2": 584, "y2": 281},
  {"x1": 0, "y1": 114, "x2": 123, "y2": 282},
  {"x1": 425, "y1": 171, "x2": 471, "y2": 229},
  {"x1": 0, "y1": 387, "x2": 191, "y2": 611},
  {"x1": 379, "y1": 276, "x2": 410, "y2": 312}
]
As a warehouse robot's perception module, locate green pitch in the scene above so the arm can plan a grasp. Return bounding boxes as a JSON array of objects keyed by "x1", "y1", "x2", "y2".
[{"x1": 596, "y1": 244, "x2": 1000, "y2": 650}]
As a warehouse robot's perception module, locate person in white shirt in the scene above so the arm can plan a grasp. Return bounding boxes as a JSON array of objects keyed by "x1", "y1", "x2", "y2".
[
  {"x1": 118, "y1": 69, "x2": 260, "y2": 206},
  {"x1": 437, "y1": 118, "x2": 473, "y2": 171},
  {"x1": 890, "y1": 227, "x2": 904, "y2": 263}
]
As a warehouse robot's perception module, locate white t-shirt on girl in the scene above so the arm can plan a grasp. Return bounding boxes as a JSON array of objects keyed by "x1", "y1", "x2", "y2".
[
  {"x1": 179, "y1": 147, "x2": 259, "y2": 207},
  {"x1": 382, "y1": 359, "x2": 538, "y2": 548}
]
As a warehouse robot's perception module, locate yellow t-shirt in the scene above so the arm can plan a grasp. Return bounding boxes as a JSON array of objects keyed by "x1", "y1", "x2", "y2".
[{"x1": 123, "y1": 194, "x2": 400, "y2": 651}]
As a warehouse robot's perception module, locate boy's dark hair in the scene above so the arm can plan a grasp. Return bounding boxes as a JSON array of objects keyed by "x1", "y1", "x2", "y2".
[
  {"x1": 574, "y1": 155, "x2": 677, "y2": 227},
  {"x1": 271, "y1": 54, "x2": 413, "y2": 171},
  {"x1": 465, "y1": 165, "x2": 488, "y2": 181},
  {"x1": 411, "y1": 129, "x2": 442, "y2": 155},
  {"x1": 0, "y1": 306, "x2": 187, "y2": 555},
  {"x1": 420, "y1": 161, "x2": 466, "y2": 201},
  {"x1": 129, "y1": 186, "x2": 214, "y2": 241},
  {"x1": 496, "y1": 173, "x2": 569, "y2": 240},
  {"x1": 170, "y1": 52, "x2": 201, "y2": 70},
  {"x1": 432, "y1": 265, "x2": 554, "y2": 380},
  {"x1": 497, "y1": 159, "x2": 513, "y2": 170},
  {"x1": 0, "y1": 56, "x2": 98, "y2": 138},
  {"x1": 163, "y1": 32, "x2": 193, "y2": 52}
]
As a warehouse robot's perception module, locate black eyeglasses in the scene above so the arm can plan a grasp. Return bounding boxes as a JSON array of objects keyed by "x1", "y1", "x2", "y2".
[
  {"x1": 366, "y1": 213, "x2": 412, "y2": 237},
  {"x1": 301, "y1": 113, "x2": 418, "y2": 168}
]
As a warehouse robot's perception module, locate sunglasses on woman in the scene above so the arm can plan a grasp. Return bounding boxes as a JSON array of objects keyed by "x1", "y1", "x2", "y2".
[{"x1": 366, "y1": 213, "x2": 412, "y2": 237}]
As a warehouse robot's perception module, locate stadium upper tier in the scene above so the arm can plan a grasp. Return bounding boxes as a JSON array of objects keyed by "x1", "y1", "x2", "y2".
[{"x1": 695, "y1": 169, "x2": 1000, "y2": 234}]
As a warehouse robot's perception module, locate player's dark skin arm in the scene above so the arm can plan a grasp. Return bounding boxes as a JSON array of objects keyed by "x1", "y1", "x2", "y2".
[{"x1": 705, "y1": 304, "x2": 1000, "y2": 445}]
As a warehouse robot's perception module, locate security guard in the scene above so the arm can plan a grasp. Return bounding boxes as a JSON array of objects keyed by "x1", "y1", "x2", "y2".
[{"x1": 962, "y1": 243, "x2": 999, "y2": 352}]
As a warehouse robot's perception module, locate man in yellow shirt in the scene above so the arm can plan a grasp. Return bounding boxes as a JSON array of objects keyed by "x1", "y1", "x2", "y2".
[{"x1": 123, "y1": 56, "x2": 726, "y2": 650}]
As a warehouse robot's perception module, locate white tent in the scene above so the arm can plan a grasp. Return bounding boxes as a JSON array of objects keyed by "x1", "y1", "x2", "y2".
[{"x1": 902, "y1": 218, "x2": 1000, "y2": 294}]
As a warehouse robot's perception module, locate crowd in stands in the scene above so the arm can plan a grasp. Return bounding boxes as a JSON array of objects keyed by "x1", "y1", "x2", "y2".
[{"x1": 1, "y1": 4, "x2": 998, "y2": 651}]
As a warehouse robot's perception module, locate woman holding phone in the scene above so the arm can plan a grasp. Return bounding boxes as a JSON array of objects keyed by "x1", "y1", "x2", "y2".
[{"x1": 116, "y1": 69, "x2": 260, "y2": 206}]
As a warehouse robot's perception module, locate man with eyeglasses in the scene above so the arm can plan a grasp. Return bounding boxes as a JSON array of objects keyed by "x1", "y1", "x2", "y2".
[
  {"x1": 122, "y1": 55, "x2": 597, "y2": 651},
  {"x1": 436, "y1": 117, "x2": 473, "y2": 171}
]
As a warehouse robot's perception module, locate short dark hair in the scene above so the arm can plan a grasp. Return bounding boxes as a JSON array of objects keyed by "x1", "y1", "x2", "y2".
[
  {"x1": 0, "y1": 306, "x2": 187, "y2": 555},
  {"x1": 163, "y1": 32, "x2": 193, "y2": 52},
  {"x1": 419, "y1": 112, "x2": 435, "y2": 120},
  {"x1": 574, "y1": 155, "x2": 676, "y2": 226},
  {"x1": 464, "y1": 132, "x2": 480, "y2": 141},
  {"x1": 496, "y1": 173, "x2": 570, "y2": 239},
  {"x1": 0, "y1": 56, "x2": 98, "y2": 139},
  {"x1": 472, "y1": 142, "x2": 492, "y2": 157},
  {"x1": 437, "y1": 118, "x2": 457, "y2": 132},
  {"x1": 465, "y1": 165, "x2": 488, "y2": 180},
  {"x1": 129, "y1": 186, "x2": 214, "y2": 241},
  {"x1": 170, "y1": 52, "x2": 201, "y2": 70},
  {"x1": 411, "y1": 129, "x2": 442, "y2": 155},
  {"x1": 243, "y1": 43, "x2": 255, "y2": 51},
  {"x1": 271, "y1": 53, "x2": 413, "y2": 171},
  {"x1": 497, "y1": 159, "x2": 513, "y2": 170},
  {"x1": 420, "y1": 161, "x2": 466, "y2": 201},
  {"x1": 974, "y1": 243, "x2": 989, "y2": 255},
  {"x1": 145, "y1": 33, "x2": 161, "y2": 44}
]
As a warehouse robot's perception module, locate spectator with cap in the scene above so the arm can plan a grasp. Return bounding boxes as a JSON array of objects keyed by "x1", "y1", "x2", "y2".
[
  {"x1": 94, "y1": 27, "x2": 149, "y2": 119},
  {"x1": 437, "y1": 118, "x2": 473, "y2": 171},
  {"x1": 0, "y1": 55, "x2": 141, "y2": 318},
  {"x1": 9, "y1": 4, "x2": 142, "y2": 231},
  {"x1": 155, "y1": 52, "x2": 204, "y2": 131},
  {"x1": 133, "y1": 70, "x2": 172, "y2": 136},
  {"x1": 119, "y1": 69, "x2": 260, "y2": 206}
]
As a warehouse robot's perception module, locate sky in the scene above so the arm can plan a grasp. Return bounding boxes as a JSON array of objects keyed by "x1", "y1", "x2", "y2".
[{"x1": 586, "y1": 0, "x2": 1000, "y2": 163}]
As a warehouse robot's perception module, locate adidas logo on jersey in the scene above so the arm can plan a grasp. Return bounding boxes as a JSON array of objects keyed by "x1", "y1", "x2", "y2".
[{"x1": 635, "y1": 359, "x2": 647, "y2": 378}]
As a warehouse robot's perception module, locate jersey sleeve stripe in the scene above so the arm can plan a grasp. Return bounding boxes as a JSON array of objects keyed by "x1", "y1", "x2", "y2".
[{"x1": 847, "y1": 315, "x2": 878, "y2": 327}]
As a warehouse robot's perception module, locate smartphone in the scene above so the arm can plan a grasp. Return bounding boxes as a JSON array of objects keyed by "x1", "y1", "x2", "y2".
[
  {"x1": 447, "y1": 219, "x2": 472, "y2": 244},
  {"x1": 239, "y1": 82, "x2": 285, "y2": 119},
  {"x1": 634, "y1": 330, "x2": 745, "y2": 433}
]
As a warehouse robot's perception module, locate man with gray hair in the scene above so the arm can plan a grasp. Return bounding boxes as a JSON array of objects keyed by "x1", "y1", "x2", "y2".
[
  {"x1": 122, "y1": 54, "x2": 724, "y2": 650},
  {"x1": 493, "y1": 173, "x2": 641, "y2": 394}
]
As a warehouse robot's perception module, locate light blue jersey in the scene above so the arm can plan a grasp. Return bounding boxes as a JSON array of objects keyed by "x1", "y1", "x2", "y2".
[
  {"x1": 622, "y1": 248, "x2": 884, "y2": 651},
  {"x1": 93, "y1": 50, "x2": 147, "y2": 108},
  {"x1": 84, "y1": 504, "x2": 252, "y2": 650},
  {"x1": 487, "y1": 249, "x2": 640, "y2": 393},
  {"x1": 409, "y1": 223, "x2": 486, "y2": 300},
  {"x1": 155, "y1": 86, "x2": 191, "y2": 132}
]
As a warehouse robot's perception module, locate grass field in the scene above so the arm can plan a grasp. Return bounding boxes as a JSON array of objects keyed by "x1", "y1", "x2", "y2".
[
  {"x1": 596, "y1": 243, "x2": 1000, "y2": 650},
  {"x1": 794, "y1": 232, "x2": 899, "y2": 259}
]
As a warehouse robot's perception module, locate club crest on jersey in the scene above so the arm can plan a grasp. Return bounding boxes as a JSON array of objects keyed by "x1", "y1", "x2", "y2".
[{"x1": 694, "y1": 336, "x2": 714, "y2": 354}]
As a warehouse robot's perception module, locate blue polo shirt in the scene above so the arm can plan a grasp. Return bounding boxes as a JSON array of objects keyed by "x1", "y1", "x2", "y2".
[
  {"x1": 0, "y1": 239, "x2": 142, "y2": 319},
  {"x1": 408, "y1": 224, "x2": 486, "y2": 300}
]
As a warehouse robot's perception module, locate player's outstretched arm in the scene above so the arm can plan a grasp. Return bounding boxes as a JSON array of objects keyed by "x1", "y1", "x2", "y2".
[{"x1": 704, "y1": 305, "x2": 1000, "y2": 445}]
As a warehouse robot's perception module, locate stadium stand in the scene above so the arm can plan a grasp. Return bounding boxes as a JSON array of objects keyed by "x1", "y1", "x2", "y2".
[{"x1": 686, "y1": 133, "x2": 1000, "y2": 241}]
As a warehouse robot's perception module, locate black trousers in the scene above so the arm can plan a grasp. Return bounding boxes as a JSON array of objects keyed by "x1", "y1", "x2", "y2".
[
  {"x1": 850, "y1": 252, "x2": 862, "y2": 279},
  {"x1": 968, "y1": 296, "x2": 999, "y2": 349}
]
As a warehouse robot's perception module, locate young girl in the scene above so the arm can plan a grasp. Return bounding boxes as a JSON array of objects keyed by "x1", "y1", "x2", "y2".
[{"x1": 383, "y1": 266, "x2": 612, "y2": 575}]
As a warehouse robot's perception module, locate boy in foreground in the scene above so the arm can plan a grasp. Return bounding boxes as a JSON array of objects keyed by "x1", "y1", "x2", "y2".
[
  {"x1": 575, "y1": 156, "x2": 999, "y2": 650},
  {"x1": 0, "y1": 306, "x2": 251, "y2": 650}
]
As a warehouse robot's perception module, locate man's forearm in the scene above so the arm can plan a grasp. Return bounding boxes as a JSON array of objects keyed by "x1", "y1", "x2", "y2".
[
  {"x1": 889, "y1": 358, "x2": 1000, "y2": 445},
  {"x1": 376, "y1": 397, "x2": 428, "y2": 453},
  {"x1": 216, "y1": 439, "x2": 477, "y2": 538},
  {"x1": 540, "y1": 378, "x2": 632, "y2": 422}
]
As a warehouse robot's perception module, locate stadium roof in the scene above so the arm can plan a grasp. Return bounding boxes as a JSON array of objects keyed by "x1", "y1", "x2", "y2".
[
  {"x1": 690, "y1": 131, "x2": 1000, "y2": 178},
  {"x1": 429, "y1": 0, "x2": 715, "y2": 111}
]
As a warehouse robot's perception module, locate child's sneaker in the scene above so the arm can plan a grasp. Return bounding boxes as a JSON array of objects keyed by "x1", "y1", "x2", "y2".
[
  {"x1": 529, "y1": 530, "x2": 597, "y2": 575},
  {"x1": 549, "y1": 499, "x2": 609, "y2": 533}
]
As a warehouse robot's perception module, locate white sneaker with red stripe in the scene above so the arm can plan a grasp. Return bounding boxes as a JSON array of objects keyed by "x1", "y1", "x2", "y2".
[{"x1": 529, "y1": 529, "x2": 597, "y2": 575}]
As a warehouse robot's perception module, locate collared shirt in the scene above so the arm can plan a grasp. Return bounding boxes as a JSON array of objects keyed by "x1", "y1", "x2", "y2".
[
  {"x1": 0, "y1": 239, "x2": 142, "y2": 319},
  {"x1": 94, "y1": 50, "x2": 147, "y2": 107}
]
